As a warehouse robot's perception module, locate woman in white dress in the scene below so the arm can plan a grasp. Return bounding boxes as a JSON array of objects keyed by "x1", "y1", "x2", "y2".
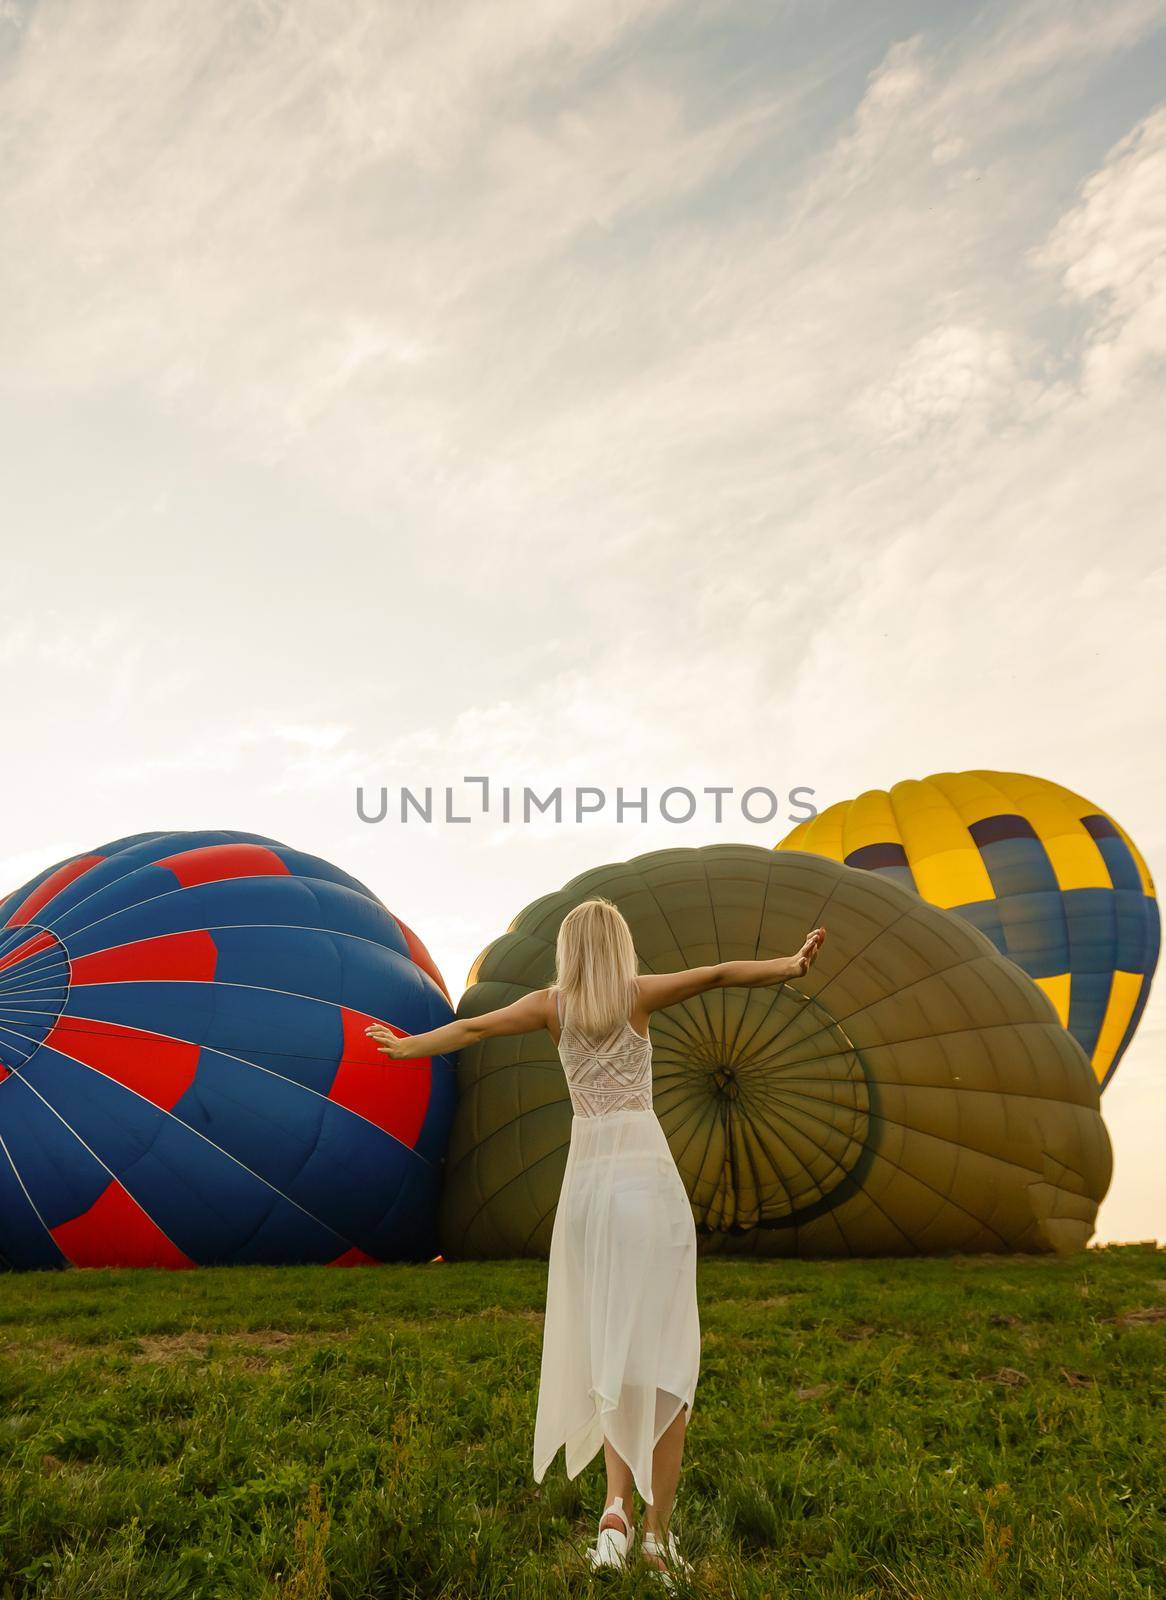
[{"x1": 369, "y1": 900, "x2": 825, "y2": 1585}]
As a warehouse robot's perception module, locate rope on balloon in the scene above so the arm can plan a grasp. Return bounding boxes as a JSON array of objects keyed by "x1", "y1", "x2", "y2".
[{"x1": 0, "y1": 1012, "x2": 446, "y2": 1071}]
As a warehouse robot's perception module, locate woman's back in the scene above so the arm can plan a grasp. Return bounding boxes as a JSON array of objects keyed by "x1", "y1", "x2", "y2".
[{"x1": 555, "y1": 988, "x2": 654, "y2": 1117}]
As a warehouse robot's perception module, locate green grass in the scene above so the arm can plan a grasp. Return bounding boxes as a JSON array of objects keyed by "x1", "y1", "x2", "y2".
[{"x1": 1, "y1": 1246, "x2": 1163, "y2": 1600}]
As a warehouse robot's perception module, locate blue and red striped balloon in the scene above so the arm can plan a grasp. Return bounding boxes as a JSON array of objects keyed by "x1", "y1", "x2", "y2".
[{"x1": 0, "y1": 831, "x2": 456, "y2": 1270}]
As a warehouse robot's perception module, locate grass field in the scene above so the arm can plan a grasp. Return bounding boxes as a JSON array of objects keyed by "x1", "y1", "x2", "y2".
[{"x1": 1, "y1": 1245, "x2": 1163, "y2": 1600}]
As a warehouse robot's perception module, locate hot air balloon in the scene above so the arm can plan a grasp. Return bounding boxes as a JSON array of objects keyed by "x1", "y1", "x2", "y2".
[
  {"x1": 0, "y1": 831, "x2": 455, "y2": 1270},
  {"x1": 439, "y1": 844, "x2": 1111, "y2": 1260},
  {"x1": 778, "y1": 771, "x2": 1159, "y2": 1089}
]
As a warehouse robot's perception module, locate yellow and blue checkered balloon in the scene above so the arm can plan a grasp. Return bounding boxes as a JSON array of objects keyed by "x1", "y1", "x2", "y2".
[{"x1": 778, "y1": 770, "x2": 1158, "y2": 1089}]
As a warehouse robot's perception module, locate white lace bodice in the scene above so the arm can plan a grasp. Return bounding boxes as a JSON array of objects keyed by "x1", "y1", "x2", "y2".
[{"x1": 555, "y1": 988, "x2": 654, "y2": 1116}]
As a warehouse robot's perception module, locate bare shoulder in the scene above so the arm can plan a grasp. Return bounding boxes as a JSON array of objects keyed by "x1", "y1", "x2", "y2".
[
  {"x1": 633, "y1": 974, "x2": 658, "y2": 1006},
  {"x1": 632, "y1": 973, "x2": 674, "y2": 1023},
  {"x1": 541, "y1": 985, "x2": 560, "y2": 1039}
]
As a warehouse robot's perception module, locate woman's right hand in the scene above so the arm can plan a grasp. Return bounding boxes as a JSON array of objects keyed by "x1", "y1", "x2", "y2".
[{"x1": 790, "y1": 926, "x2": 826, "y2": 977}]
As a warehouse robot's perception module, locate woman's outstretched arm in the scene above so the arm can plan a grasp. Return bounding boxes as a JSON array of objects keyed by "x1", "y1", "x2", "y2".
[
  {"x1": 365, "y1": 988, "x2": 552, "y2": 1061},
  {"x1": 636, "y1": 927, "x2": 826, "y2": 1015}
]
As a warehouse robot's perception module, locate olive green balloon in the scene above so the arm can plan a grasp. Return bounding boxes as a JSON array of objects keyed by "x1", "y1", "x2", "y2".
[{"x1": 439, "y1": 845, "x2": 1111, "y2": 1259}]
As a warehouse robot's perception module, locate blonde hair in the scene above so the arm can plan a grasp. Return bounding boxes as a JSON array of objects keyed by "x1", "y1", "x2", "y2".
[{"x1": 553, "y1": 897, "x2": 639, "y2": 1039}]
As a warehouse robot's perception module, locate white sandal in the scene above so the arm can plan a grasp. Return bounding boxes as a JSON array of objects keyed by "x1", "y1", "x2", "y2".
[
  {"x1": 641, "y1": 1527, "x2": 693, "y2": 1590},
  {"x1": 586, "y1": 1495, "x2": 633, "y2": 1570}
]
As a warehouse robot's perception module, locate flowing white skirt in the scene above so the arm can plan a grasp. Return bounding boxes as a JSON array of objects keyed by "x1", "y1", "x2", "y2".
[{"x1": 532, "y1": 1108, "x2": 700, "y2": 1505}]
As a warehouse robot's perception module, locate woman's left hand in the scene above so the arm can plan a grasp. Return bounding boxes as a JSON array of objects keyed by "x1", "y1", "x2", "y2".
[{"x1": 365, "y1": 1022, "x2": 411, "y2": 1059}]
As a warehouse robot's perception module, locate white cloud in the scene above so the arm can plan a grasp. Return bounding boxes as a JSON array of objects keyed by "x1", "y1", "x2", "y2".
[
  {"x1": 1035, "y1": 102, "x2": 1166, "y2": 401},
  {"x1": 854, "y1": 322, "x2": 1024, "y2": 442}
]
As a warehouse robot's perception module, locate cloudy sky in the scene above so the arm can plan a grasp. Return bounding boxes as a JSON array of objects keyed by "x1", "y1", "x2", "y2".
[{"x1": 2, "y1": 0, "x2": 1163, "y2": 1242}]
